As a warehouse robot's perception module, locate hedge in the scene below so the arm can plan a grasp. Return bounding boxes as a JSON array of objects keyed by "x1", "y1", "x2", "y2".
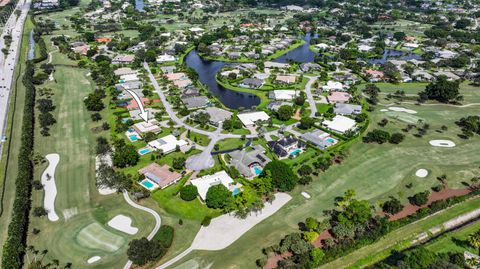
[
  {"x1": 1, "y1": 61, "x2": 36, "y2": 268},
  {"x1": 153, "y1": 225, "x2": 174, "y2": 248}
]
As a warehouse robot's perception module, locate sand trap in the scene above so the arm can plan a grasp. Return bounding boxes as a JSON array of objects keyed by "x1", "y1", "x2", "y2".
[
  {"x1": 415, "y1": 169, "x2": 428, "y2": 178},
  {"x1": 191, "y1": 193, "x2": 291, "y2": 250},
  {"x1": 380, "y1": 109, "x2": 389, "y2": 112},
  {"x1": 108, "y1": 215, "x2": 138, "y2": 235},
  {"x1": 388, "y1": 107, "x2": 417, "y2": 114},
  {"x1": 301, "y1": 192, "x2": 311, "y2": 199},
  {"x1": 41, "y1": 154, "x2": 60, "y2": 222},
  {"x1": 87, "y1": 256, "x2": 101, "y2": 264},
  {"x1": 429, "y1": 140, "x2": 456, "y2": 148}
]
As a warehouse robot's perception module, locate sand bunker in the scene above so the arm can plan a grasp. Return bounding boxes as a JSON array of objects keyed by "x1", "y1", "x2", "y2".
[
  {"x1": 429, "y1": 140, "x2": 456, "y2": 148},
  {"x1": 388, "y1": 107, "x2": 417, "y2": 114},
  {"x1": 87, "y1": 256, "x2": 101, "y2": 264},
  {"x1": 108, "y1": 215, "x2": 138, "y2": 235},
  {"x1": 41, "y1": 154, "x2": 60, "y2": 221},
  {"x1": 415, "y1": 169, "x2": 428, "y2": 178},
  {"x1": 301, "y1": 192, "x2": 311, "y2": 199}
]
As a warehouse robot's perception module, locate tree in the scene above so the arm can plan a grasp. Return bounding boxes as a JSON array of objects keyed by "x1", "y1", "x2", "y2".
[
  {"x1": 97, "y1": 163, "x2": 132, "y2": 191},
  {"x1": 84, "y1": 91, "x2": 105, "y2": 111},
  {"x1": 409, "y1": 191, "x2": 430, "y2": 206},
  {"x1": 310, "y1": 248, "x2": 325, "y2": 266},
  {"x1": 468, "y1": 229, "x2": 480, "y2": 255},
  {"x1": 172, "y1": 157, "x2": 186, "y2": 170},
  {"x1": 297, "y1": 165, "x2": 313, "y2": 176},
  {"x1": 33, "y1": 207, "x2": 48, "y2": 217},
  {"x1": 363, "y1": 129, "x2": 390, "y2": 144},
  {"x1": 420, "y1": 76, "x2": 460, "y2": 103},
  {"x1": 393, "y1": 31, "x2": 406, "y2": 41},
  {"x1": 127, "y1": 238, "x2": 165, "y2": 266},
  {"x1": 303, "y1": 231, "x2": 319, "y2": 242},
  {"x1": 180, "y1": 185, "x2": 198, "y2": 201},
  {"x1": 277, "y1": 105, "x2": 294, "y2": 121},
  {"x1": 298, "y1": 117, "x2": 315, "y2": 129},
  {"x1": 112, "y1": 143, "x2": 139, "y2": 168},
  {"x1": 389, "y1": 133, "x2": 405, "y2": 144},
  {"x1": 96, "y1": 137, "x2": 111, "y2": 155},
  {"x1": 261, "y1": 161, "x2": 297, "y2": 192},
  {"x1": 305, "y1": 217, "x2": 318, "y2": 231},
  {"x1": 382, "y1": 197, "x2": 403, "y2": 215},
  {"x1": 205, "y1": 184, "x2": 232, "y2": 209}
]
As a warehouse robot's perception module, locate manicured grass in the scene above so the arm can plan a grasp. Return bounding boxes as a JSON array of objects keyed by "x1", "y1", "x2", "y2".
[
  {"x1": 215, "y1": 138, "x2": 247, "y2": 151},
  {"x1": 160, "y1": 84, "x2": 480, "y2": 269},
  {"x1": 425, "y1": 221, "x2": 480, "y2": 254},
  {"x1": 186, "y1": 131, "x2": 210, "y2": 147},
  {"x1": 150, "y1": 175, "x2": 221, "y2": 222},
  {"x1": 0, "y1": 15, "x2": 34, "y2": 261},
  {"x1": 28, "y1": 44, "x2": 156, "y2": 268}
]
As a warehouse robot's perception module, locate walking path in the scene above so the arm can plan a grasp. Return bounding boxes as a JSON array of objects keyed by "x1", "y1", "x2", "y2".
[
  {"x1": 304, "y1": 76, "x2": 318, "y2": 118},
  {"x1": 122, "y1": 191, "x2": 161, "y2": 269}
]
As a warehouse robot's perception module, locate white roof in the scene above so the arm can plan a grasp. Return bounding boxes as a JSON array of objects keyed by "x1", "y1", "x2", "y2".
[
  {"x1": 322, "y1": 80, "x2": 343, "y2": 91},
  {"x1": 237, "y1": 111, "x2": 270, "y2": 126},
  {"x1": 358, "y1": 44, "x2": 373, "y2": 52},
  {"x1": 271, "y1": 90, "x2": 297, "y2": 100},
  {"x1": 120, "y1": 74, "x2": 139, "y2": 82},
  {"x1": 323, "y1": 115, "x2": 356, "y2": 134},
  {"x1": 191, "y1": 171, "x2": 235, "y2": 200},
  {"x1": 190, "y1": 27, "x2": 204, "y2": 32},
  {"x1": 133, "y1": 120, "x2": 161, "y2": 134},
  {"x1": 157, "y1": 54, "x2": 176, "y2": 63},
  {"x1": 148, "y1": 134, "x2": 187, "y2": 154}
]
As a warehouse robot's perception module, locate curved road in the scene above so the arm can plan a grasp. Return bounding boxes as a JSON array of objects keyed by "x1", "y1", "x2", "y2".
[{"x1": 122, "y1": 190, "x2": 161, "y2": 269}]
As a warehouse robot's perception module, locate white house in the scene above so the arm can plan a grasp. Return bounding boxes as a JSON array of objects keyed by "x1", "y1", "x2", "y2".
[
  {"x1": 156, "y1": 54, "x2": 176, "y2": 63},
  {"x1": 190, "y1": 171, "x2": 242, "y2": 201},
  {"x1": 148, "y1": 134, "x2": 188, "y2": 154},
  {"x1": 269, "y1": 90, "x2": 298, "y2": 101},
  {"x1": 322, "y1": 115, "x2": 357, "y2": 134},
  {"x1": 237, "y1": 111, "x2": 270, "y2": 127},
  {"x1": 322, "y1": 81, "x2": 344, "y2": 92}
]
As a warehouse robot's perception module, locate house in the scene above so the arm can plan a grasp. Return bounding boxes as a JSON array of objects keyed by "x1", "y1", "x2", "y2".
[
  {"x1": 156, "y1": 54, "x2": 176, "y2": 63},
  {"x1": 269, "y1": 90, "x2": 298, "y2": 101},
  {"x1": 322, "y1": 81, "x2": 344, "y2": 92},
  {"x1": 228, "y1": 145, "x2": 271, "y2": 178},
  {"x1": 148, "y1": 134, "x2": 188, "y2": 154},
  {"x1": 237, "y1": 111, "x2": 270, "y2": 127},
  {"x1": 322, "y1": 115, "x2": 357, "y2": 134},
  {"x1": 267, "y1": 136, "x2": 306, "y2": 159},
  {"x1": 275, "y1": 75, "x2": 297, "y2": 84},
  {"x1": 138, "y1": 163, "x2": 182, "y2": 189},
  {"x1": 191, "y1": 170, "x2": 242, "y2": 201},
  {"x1": 435, "y1": 71, "x2": 460, "y2": 81},
  {"x1": 264, "y1": 61, "x2": 290, "y2": 69},
  {"x1": 300, "y1": 129, "x2": 338, "y2": 150},
  {"x1": 72, "y1": 44, "x2": 89, "y2": 55},
  {"x1": 365, "y1": 70, "x2": 385, "y2": 82},
  {"x1": 183, "y1": 96, "x2": 209, "y2": 109},
  {"x1": 334, "y1": 103, "x2": 362, "y2": 115},
  {"x1": 173, "y1": 79, "x2": 193, "y2": 89},
  {"x1": 120, "y1": 74, "x2": 140, "y2": 83},
  {"x1": 114, "y1": 67, "x2": 137, "y2": 76},
  {"x1": 133, "y1": 120, "x2": 162, "y2": 134},
  {"x1": 267, "y1": 101, "x2": 289, "y2": 111},
  {"x1": 112, "y1": 54, "x2": 135, "y2": 64},
  {"x1": 239, "y1": 78, "x2": 264, "y2": 89},
  {"x1": 412, "y1": 70, "x2": 434, "y2": 81},
  {"x1": 165, "y1": 72, "x2": 187, "y2": 81},
  {"x1": 328, "y1": 91, "x2": 352, "y2": 104},
  {"x1": 161, "y1": 66, "x2": 176, "y2": 74},
  {"x1": 181, "y1": 87, "x2": 200, "y2": 98},
  {"x1": 203, "y1": 107, "x2": 233, "y2": 126},
  {"x1": 96, "y1": 37, "x2": 112, "y2": 43},
  {"x1": 126, "y1": 97, "x2": 149, "y2": 110},
  {"x1": 300, "y1": 63, "x2": 321, "y2": 72},
  {"x1": 403, "y1": 43, "x2": 419, "y2": 50},
  {"x1": 115, "y1": 81, "x2": 142, "y2": 92}
]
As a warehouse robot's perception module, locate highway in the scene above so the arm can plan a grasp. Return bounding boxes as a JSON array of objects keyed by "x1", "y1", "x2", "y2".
[{"x1": 0, "y1": 0, "x2": 31, "y2": 157}]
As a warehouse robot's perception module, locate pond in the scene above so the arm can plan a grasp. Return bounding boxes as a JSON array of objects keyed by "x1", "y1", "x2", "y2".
[
  {"x1": 184, "y1": 34, "x2": 318, "y2": 109},
  {"x1": 367, "y1": 49, "x2": 422, "y2": 65}
]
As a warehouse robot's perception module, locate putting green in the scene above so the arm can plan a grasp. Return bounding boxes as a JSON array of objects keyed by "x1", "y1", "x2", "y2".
[
  {"x1": 384, "y1": 111, "x2": 423, "y2": 124},
  {"x1": 76, "y1": 223, "x2": 125, "y2": 252}
]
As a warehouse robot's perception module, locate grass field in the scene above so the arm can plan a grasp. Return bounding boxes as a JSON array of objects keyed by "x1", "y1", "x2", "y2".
[
  {"x1": 0, "y1": 15, "x2": 34, "y2": 261},
  {"x1": 425, "y1": 220, "x2": 480, "y2": 254},
  {"x1": 163, "y1": 83, "x2": 480, "y2": 269}
]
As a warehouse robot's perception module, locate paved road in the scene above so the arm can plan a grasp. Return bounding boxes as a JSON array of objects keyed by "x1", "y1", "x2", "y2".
[
  {"x1": 0, "y1": 0, "x2": 31, "y2": 157},
  {"x1": 122, "y1": 190, "x2": 161, "y2": 269},
  {"x1": 304, "y1": 76, "x2": 318, "y2": 118}
]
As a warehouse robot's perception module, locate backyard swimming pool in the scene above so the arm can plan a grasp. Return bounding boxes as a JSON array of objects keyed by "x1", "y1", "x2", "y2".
[
  {"x1": 326, "y1": 138, "x2": 336, "y2": 143},
  {"x1": 232, "y1": 188, "x2": 241, "y2": 196},
  {"x1": 129, "y1": 135, "x2": 139, "y2": 142},
  {"x1": 139, "y1": 179, "x2": 158, "y2": 190},
  {"x1": 252, "y1": 165, "x2": 263, "y2": 175},
  {"x1": 138, "y1": 148, "x2": 152, "y2": 155},
  {"x1": 289, "y1": 149, "x2": 302, "y2": 156}
]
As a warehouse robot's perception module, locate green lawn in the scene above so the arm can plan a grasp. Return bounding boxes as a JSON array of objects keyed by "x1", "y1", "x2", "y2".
[
  {"x1": 215, "y1": 138, "x2": 247, "y2": 151},
  {"x1": 425, "y1": 221, "x2": 480, "y2": 254},
  {"x1": 161, "y1": 83, "x2": 480, "y2": 269}
]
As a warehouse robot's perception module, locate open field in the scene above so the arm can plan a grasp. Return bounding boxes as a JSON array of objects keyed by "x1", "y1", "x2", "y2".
[
  {"x1": 0, "y1": 15, "x2": 33, "y2": 261},
  {"x1": 163, "y1": 83, "x2": 480, "y2": 269},
  {"x1": 425, "y1": 220, "x2": 480, "y2": 254}
]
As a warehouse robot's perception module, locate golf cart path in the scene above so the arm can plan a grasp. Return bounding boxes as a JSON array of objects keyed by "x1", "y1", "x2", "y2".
[
  {"x1": 155, "y1": 193, "x2": 292, "y2": 269},
  {"x1": 122, "y1": 191, "x2": 161, "y2": 269}
]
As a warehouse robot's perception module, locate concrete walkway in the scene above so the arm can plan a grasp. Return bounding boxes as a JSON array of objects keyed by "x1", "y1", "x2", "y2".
[
  {"x1": 122, "y1": 191, "x2": 161, "y2": 269},
  {"x1": 304, "y1": 76, "x2": 319, "y2": 118}
]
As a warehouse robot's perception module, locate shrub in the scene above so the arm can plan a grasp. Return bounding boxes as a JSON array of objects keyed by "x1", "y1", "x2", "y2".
[
  {"x1": 127, "y1": 237, "x2": 165, "y2": 266},
  {"x1": 363, "y1": 129, "x2": 390, "y2": 144},
  {"x1": 154, "y1": 225, "x2": 174, "y2": 248},
  {"x1": 180, "y1": 185, "x2": 198, "y2": 201},
  {"x1": 409, "y1": 191, "x2": 430, "y2": 206},
  {"x1": 201, "y1": 216, "x2": 212, "y2": 226},
  {"x1": 389, "y1": 133, "x2": 405, "y2": 144},
  {"x1": 205, "y1": 184, "x2": 232, "y2": 209},
  {"x1": 382, "y1": 197, "x2": 404, "y2": 215}
]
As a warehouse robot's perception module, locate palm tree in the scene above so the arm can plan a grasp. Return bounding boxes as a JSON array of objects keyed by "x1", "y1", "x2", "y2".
[{"x1": 468, "y1": 230, "x2": 480, "y2": 255}]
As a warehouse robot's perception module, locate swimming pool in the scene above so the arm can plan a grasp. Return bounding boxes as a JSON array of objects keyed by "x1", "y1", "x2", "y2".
[
  {"x1": 326, "y1": 138, "x2": 336, "y2": 143},
  {"x1": 252, "y1": 165, "x2": 262, "y2": 175},
  {"x1": 138, "y1": 148, "x2": 152, "y2": 155},
  {"x1": 232, "y1": 188, "x2": 241, "y2": 196},
  {"x1": 129, "y1": 135, "x2": 139, "y2": 142},
  {"x1": 290, "y1": 149, "x2": 302, "y2": 156},
  {"x1": 139, "y1": 179, "x2": 158, "y2": 190}
]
